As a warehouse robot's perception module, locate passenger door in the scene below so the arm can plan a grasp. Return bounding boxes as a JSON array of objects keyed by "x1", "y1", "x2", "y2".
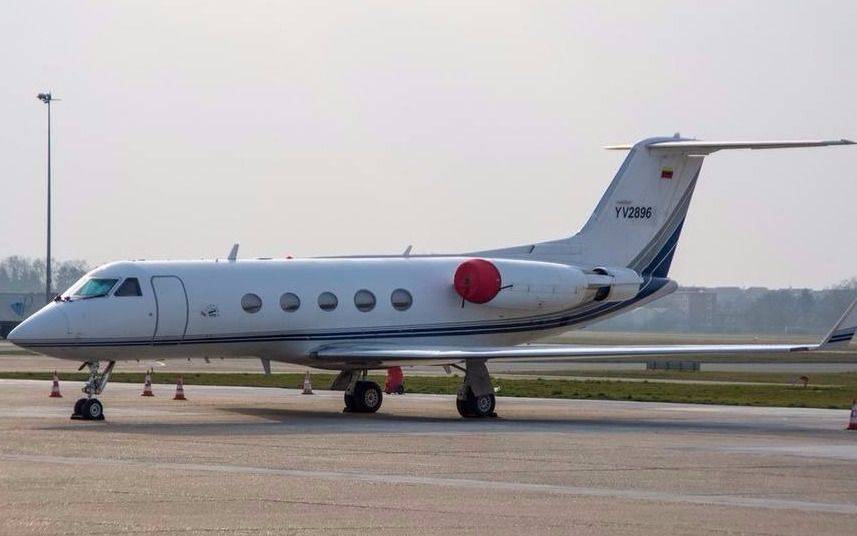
[{"x1": 151, "y1": 276, "x2": 188, "y2": 341}]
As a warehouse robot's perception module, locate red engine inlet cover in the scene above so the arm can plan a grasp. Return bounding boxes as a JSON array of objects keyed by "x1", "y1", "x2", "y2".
[{"x1": 454, "y1": 259, "x2": 501, "y2": 304}]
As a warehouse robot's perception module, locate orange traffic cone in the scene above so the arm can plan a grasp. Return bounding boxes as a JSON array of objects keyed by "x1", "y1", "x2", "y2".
[
  {"x1": 301, "y1": 371, "x2": 314, "y2": 395},
  {"x1": 49, "y1": 371, "x2": 62, "y2": 398},
  {"x1": 847, "y1": 400, "x2": 857, "y2": 431},
  {"x1": 173, "y1": 377, "x2": 187, "y2": 400},
  {"x1": 141, "y1": 371, "x2": 154, "y2": 397}
]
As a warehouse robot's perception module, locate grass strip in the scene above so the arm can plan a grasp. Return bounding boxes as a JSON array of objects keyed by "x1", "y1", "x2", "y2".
[{"x1": 1, "y1": 371, "x2": 855, "y2": 410}]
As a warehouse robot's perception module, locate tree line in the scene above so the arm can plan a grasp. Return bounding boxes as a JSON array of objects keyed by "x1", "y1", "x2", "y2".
[
  {"x1": 596, "y1": 278, "x2": 857, "y2": 335},
  {"x1": 0, "y1": 256, "x2": 89, "y2": 295}
]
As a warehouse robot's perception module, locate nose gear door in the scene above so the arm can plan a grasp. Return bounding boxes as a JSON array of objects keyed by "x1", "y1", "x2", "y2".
[{"x1": 151, "y1": 276, "x2": 188, "y2": 341}]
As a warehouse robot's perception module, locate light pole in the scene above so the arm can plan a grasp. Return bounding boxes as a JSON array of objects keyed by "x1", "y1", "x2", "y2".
[{"x1": 37, "y1": 92, "x2": 59, "y2": 304}]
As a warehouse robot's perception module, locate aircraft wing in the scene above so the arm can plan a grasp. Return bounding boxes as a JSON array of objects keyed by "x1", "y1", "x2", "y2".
[
  {"x1": 315, "y1": 342, "x2": 815, "y2": 364},
  {"x1": 313, "y1": 298, "x2": 857, "y2": 366}
]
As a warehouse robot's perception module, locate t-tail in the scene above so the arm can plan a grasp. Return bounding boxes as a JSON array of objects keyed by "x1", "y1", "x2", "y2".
[{"x1": 478, "y1": 136, "x2": 854, "y2": 279}]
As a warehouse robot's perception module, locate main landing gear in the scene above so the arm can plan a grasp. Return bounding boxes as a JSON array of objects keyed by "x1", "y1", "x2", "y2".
[
  {"x1": 331, "y1": 362, "x2": 497, "y2": 418},
  {"x1": 345, "y1": 381, "x2": 384, "y2": 413},
  {"x1": 455, "y1": 360, "x2": 497, "y2": 419},
  {"x1": 334, "y1": 370, "x2": 384, "y2": 413},
  {"x1": 71, "y1": 360, "x2": 115, "y2": 421}
]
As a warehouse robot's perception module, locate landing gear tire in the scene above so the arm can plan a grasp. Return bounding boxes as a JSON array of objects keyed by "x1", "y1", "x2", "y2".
[
  {"x1": 470, "y1": 393, "x2": 496, "y2": 418},
  {"x1": 349, "y1": 381, "x2": 383, "y2": 413},
  {"x1": 73, "y1": 398, "x2": 86, "y2": 416},
  {"x1": 84, "y1": 399, "x2": 104, "y2": 420},
  {"x1": 343, "y1": 393, "x2": 356, "y2": 412},
  {"x1": 457, "y1": 388, "x2": 496, "y2": 419},
  {"x1": 456, "y1": 397, "x2": 474, "y2": 418},
  {"x1": 71, "y1": 398, "x2": 104, "y2": 421}
]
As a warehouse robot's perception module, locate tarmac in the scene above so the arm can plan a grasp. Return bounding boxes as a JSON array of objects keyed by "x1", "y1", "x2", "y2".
[{"x1": 1, "y1": 378, "x2": 857, "y2": 535}]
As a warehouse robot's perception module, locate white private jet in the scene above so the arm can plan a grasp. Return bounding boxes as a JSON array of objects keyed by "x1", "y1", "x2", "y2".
[{"x1": 9, "y1": 136, "x2": 857, "y2": 421}]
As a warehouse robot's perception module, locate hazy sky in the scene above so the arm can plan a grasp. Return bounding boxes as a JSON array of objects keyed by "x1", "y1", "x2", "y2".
[{"x1": 2, "y1": 1, "x2": 855, "y2": 288}]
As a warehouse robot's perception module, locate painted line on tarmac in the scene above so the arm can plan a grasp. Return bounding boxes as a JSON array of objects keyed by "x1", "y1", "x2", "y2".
[{"x1": 3, "y1": 453, "x2": 856, "y2": 515}]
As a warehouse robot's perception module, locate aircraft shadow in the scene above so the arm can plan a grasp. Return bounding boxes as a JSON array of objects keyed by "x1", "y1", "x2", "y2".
[{"x1": 37, "y1": 405, "x2": 834, "y2": 438}]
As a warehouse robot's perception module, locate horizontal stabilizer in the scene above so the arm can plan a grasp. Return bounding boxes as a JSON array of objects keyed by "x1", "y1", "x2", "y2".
[{"x1": 605, "y1": 139, "x2": 854, "y2": 154}]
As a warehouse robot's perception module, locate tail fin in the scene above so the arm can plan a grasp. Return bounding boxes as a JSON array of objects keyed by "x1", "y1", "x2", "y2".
[
  {"x1": 477, "y1": 136, "x2": 853, "y2": 277},
  {"x1": 576, "y1": 136, "x2": 703, "y2": 276}
]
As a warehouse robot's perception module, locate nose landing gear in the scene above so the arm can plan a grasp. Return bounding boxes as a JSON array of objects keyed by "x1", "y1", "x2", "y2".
[{"x1": 71, "y1": 360, "x2": 115, "y2": 421}]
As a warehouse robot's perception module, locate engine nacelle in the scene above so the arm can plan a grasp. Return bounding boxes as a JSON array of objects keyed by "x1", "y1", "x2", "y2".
[
  {"x1": 454, "y1": 259, "x2": 502, "y2": 303},
  {"x1": 588, "y1": 266, "x2": 643, "y2": 303},
  {"x1": 454, "y1": 258, "x2": 588, "y2": 311}
]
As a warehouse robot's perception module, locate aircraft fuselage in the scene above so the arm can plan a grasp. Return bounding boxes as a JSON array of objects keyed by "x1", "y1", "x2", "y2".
[{"x1": 12, "y1": 257, "x2": 673, "y2": 369}]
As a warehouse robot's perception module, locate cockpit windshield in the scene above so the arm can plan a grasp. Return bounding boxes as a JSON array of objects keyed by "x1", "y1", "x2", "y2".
[{"x1": 72, "y1": 278, "x2": 119, "y2": 298}]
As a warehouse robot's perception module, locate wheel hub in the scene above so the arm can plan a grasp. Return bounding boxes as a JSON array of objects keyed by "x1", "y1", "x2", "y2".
[{"x1": 476, "y1": 395, "x2": 492, "y2": 413}]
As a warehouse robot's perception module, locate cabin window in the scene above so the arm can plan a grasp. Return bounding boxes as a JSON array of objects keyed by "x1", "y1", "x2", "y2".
[
  {"x1": 73, "y1": 278, "x2": 119, "y2": 298},
  {"x1": 241, "y1": 293, "x2": 263, "y2": 313},
  {"x1": 114, "y1": 278, "x2": 142, "y2": 297},
  {"x1": 354, "y1": 289, "x2": 376, "y2": 312},
  {"x1": 280, "y1": 292, "x2": 301, "y2": 312},
  {"x1": 318, "y1": 292, "x2": 338, "y2": 311},
  {"x1": 391, "y1": 288, "x2": 413, "y2": 311}
]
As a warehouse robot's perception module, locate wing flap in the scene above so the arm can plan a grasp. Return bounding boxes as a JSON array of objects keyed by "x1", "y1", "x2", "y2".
[{"x1": 314, "y1": 342, "x2": 816, "y2": 364}]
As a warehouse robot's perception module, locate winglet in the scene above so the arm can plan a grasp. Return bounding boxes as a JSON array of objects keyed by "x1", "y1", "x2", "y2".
[
  {"x1": 820, "y1": 298, "x2": 857, "y2": 349},
  {"x1": 227, "y1": 243, "x2": 239, "y2": 262}
]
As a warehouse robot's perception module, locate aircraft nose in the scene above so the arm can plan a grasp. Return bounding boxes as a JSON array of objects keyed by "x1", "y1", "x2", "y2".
[{"x1": 7, "y1": 305, "x2": 70, "y2": 348}]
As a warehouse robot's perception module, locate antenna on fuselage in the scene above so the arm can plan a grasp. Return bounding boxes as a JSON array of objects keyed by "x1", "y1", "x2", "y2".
[
  {"x1": 227, "y1": 243, "x2": 239, "y2": 262},
  {"x1": 403, "y1": 245, "x2": 413, "y2": 257}
]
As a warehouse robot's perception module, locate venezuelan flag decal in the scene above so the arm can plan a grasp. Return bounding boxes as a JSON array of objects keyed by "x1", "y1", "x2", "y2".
[{"x1": 660, "y1": 167, "x2": 674, "y2": 179}]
